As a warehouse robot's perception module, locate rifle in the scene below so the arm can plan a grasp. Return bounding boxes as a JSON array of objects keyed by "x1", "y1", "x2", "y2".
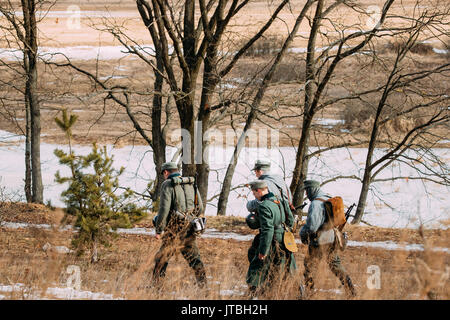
[
  {"x1": 339, "y1": 203, "x2": 356, "y2": 231},
  {"x1": 291, "y1": 202, "x2": 308, "y2": 233},
  {"x1": 295, "y1": 202, "x2": 308, "y2": 211},
  {"x1": 194, "y1": 172, "x2": 199, "y2": 212}
]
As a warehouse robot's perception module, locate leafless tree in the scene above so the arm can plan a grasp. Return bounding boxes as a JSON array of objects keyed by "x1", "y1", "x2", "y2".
[
  {"x1": 0, "y1": 0, "x2": 54, "y2": 203},
  {"x1": 288, "y1": 0, "x2": 396, "y2": 207},
  {"x1": 216, "y1": 0, "x2": 316, "y2": 215},
  {"x1": 45, "y1": 0, "x2": 294, "y2": 209},
  {"x1": 351, "y1": 7, "x2": 450, "y2": 223}
]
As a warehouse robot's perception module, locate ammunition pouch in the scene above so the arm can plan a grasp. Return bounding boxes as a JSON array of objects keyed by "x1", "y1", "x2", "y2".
[
  {"x1": 169, "y1": 209, "x2": 206, "y2": 236},
  {"x1": 191, "y1": 217, "x2": 206, "y2": 234}
]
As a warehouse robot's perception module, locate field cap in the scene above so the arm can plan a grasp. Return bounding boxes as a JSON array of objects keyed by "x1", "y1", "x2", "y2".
[
  {"x1": 252, "y1": 160, "x2": 271, "y2": 171},
  {"x1": 301, "y1": 180, "x2": 320, "y2": 190},
  {"x1": 161, "y1": 162, "x2": 178, "y2": 173},
  {"x1": 248, "y1": 180, "x2": 268, "y2": 190}
]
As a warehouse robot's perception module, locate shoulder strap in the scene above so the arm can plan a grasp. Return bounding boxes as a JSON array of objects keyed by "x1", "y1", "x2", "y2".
[
  {"x1": 315, "y1": 198, "x2": 332, "y2": 226},
  {"x1": 271, "y1": 197, "x2": 287, "y2": 229}
]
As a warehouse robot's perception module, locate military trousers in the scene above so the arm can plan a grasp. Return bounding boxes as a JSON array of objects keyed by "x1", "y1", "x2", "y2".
[
  {"x1": 303, "y1": 242, "x2": 355, "y2": 296},
  {"x1": 246, "y1": 237, "x2": 296, "y2": 295},
  {"x1": 153, "y1": 225, "x2": 206, "y2": 287}
]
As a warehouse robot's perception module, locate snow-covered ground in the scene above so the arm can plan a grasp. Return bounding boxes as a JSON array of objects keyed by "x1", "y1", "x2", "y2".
[{"x1": 0, "y1": 129, "x2": 449, "y2": 229}]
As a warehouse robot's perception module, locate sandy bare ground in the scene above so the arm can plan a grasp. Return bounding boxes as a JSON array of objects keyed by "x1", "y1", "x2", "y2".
[
  {"x1": 2, "y1": 0, "x2": 447, "y2": 49},
  {"x1": 0, "y1": 0, "x2": 448, "y2": 148}
]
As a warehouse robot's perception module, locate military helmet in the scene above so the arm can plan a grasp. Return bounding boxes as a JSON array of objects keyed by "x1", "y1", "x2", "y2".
[
  {"x1": 248, "y1": 180, "x2": 268, "y2": 190},
  {"x1": 246, "y1": 213, "x2": 260, "y2": 229},
  {"x1": 300, "y1": 180, "x2": 320, "y2": 190},
  {"x1": 161, "y1": 162, "x2": 178, "y2": 173},
  {"x1": 252, "y1": 160, "x2": 271, "y2": 171}
]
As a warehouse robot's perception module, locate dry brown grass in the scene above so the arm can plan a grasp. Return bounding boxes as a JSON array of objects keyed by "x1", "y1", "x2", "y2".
[
  {"x1": 381, "y1": 41, "x2": 436, "y2": 56},
  {"x1": 0, "y1": 202, "x2": 448, "y2": 300}
]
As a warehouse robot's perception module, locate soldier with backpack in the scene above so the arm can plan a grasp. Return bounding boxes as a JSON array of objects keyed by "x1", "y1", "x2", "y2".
[
  {"x1": 299, "y1": 180, "x2": 356, "y2": 298},
  {"x1": 152, "y1": 162, "x2": 207, "y2": 287}
]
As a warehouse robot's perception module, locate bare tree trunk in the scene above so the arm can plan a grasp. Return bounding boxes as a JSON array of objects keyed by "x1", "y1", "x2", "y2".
[
  {"x1": 290, "y1": 0, "x2": 323, "y2": 207},
  {"x1": 136, "y1": 1, "x2": 167, "y2": 198},
  {"x1": 91, "y1": 237, "x2": 98, "y2": 263},
  {"x1": 22, "y1": 0, "x2": 43, "y2": 203},
  {"x1": 290, "y1": 115, "x2": 313, "y2": 206},
  {"x1": 217, "y1": 112, "x2": 257, "y2": 216},
  {"x1": 24, "y1": 98, "x2": 32, "y2": 202},
  {"x1": 353, "y1": 170, "x2": 372, "y2": 224},
  {"x1": 150, "y1": 55, "x2": 166, "y2": 200}
]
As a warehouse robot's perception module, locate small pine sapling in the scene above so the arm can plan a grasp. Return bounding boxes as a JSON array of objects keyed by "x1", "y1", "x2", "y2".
[{"x1": 54, "y1": 110, "x2": 147, "y2": 262}]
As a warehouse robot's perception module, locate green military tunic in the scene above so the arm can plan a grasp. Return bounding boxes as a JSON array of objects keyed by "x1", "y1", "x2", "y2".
[
  {"x1": 153, "y1": 173, "x2": 206, "y2": 286},
  {"x1": 246, "y1": 192, "x2": 297, "y2": 290}
]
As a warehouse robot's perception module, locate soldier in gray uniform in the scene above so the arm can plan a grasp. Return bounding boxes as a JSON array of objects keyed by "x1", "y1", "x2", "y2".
[
  {"x1": 152, "y1": 162, "x2": 207, "y2": 287},
  {"x1": 246, "y1": 160, "x2": 294, "y2": 213},
  {"x1": 299, "y1": 180, "x2": 356, "y2": 298}
]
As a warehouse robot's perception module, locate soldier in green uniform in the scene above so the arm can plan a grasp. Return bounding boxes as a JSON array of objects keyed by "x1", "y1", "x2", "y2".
[
  {"x1": 152, "y1": 162, "x2": 207, "y2": 287},
  {"x1": 246, "y1": 160, "x2": 297, "y2": 274},
  {"x1": 246, "y1": 180, "x2": 297, "y2": 297},
  {"x1": 299, "y1": 180, "x2": 356, "y2": 298}
]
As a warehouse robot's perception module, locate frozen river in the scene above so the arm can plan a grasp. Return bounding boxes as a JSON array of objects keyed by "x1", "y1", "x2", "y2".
[{"x1": 0, "y1": 130, "x2": 449, "y2": 229}]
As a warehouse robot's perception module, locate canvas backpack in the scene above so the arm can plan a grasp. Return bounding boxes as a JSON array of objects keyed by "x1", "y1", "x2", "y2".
[
  {"x1": 317, "y1": 196, "x2": 346, "y2": 230},
  {"x1": 170, "y1": 176, "x2": 206, "y2": 234}
]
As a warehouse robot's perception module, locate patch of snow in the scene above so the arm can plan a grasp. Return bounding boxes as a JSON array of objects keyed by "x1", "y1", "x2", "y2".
[
  {"x1": 0, "y1": 45, "x2": 157, "y2": 62},
  {"x1": 317, "y1": 288, "x2": 343, "y2": 295},
  {"x1": 201, "y1": 229, "x2": 254, "y2": 242},
  {"x1": 45, "y1": 287, "x2": 118, "y2": 300},
  {"x1": 98, "y1": 75, "x2": 128, "y2": 80},
  {"x1": 347, "y1": 240, "x2": 449, "y2": 253},
  {"x1": 0, "y1": 283, "x2": 26, "y2": 292},
  {"x1": 1, "y1": 10, "x2": 141, "y2": 19},
  {"x1": 219, "y1": 289, "x2": 246, "y2": 296},
  {"x1": 219, "y1": 83, "x2": 237, "y2": 89},
  {"x1": 0, "y1": 130, "x2": 23, "y2": 143},
  {"x1": 116, "y1": 227, "x2": 154, "y2": 236},
  {"x1": 42, "y1": 242, "x2": 73, "y2": 254},
  {"x1": 315, "y1": 118, "x2": 346, "y2": 126},
  {"x1": 433, "y1": 48, "x2": 449, "y2": 55},
  {"x1": 0, "y1": 221, "x2": 52, "y2": 230},
  {"x1": 0, "y1": 283, "x2": 120, "y2": 300}
]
